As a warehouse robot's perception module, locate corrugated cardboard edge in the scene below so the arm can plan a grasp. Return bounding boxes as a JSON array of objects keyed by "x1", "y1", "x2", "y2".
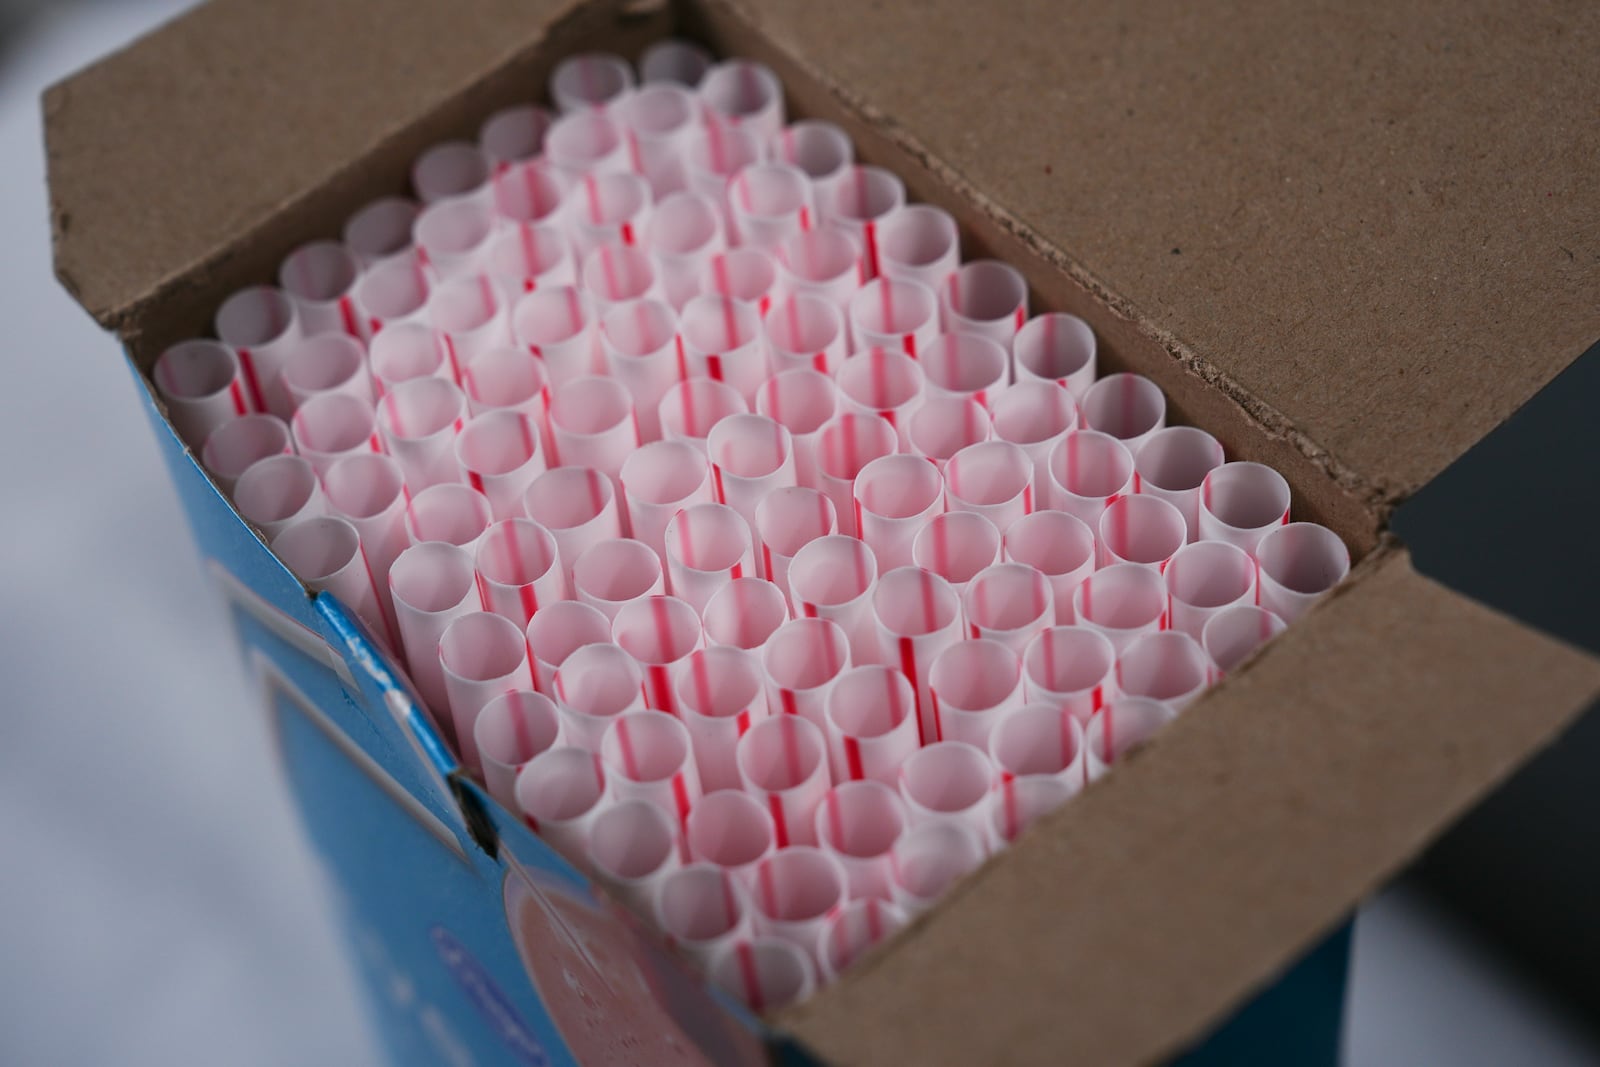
[
  {"x1": 692, "y1": 0, "x2": 1391, "y2": 535},
  {"x1": 777, "y1": 542, "x2": 1600, "y2": 1065}
]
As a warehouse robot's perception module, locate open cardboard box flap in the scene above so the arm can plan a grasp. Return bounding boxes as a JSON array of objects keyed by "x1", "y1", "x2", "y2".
[{"x1": 42, "y1": 0, "x2": 1600, "y2": 1062}]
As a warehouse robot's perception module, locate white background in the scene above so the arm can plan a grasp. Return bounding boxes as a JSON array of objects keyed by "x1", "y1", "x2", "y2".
[{"x1": 0, "y1": 4, "x2": 1595, "y2": 1064}]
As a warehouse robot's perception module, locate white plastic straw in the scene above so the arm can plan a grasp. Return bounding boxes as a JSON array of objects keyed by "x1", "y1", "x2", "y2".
[
  {"x1": 897, "y1": 741, "x2": 995, "y2": 839},
  {"x1": 990, "y1": 379, "x2": 1079, "y2": 493},
  {"x1": 945, "y1": 440, "x2": 1035, "y2": 532},
  {"x1": 1198, "y1": 461, "x2": 1293, "y2": 556},
  {"x1": 775, "y1": 227, "x2": 862, "y2": 311},
  {"x1": 1021, "y1": 625, "x2": 1117, "y2": 722},
  {"x1": 737, "y1": 714, "x2": 833, "y2": 849},
  {"x1": 342, "y1": 195, "x2": 421, "y2": 268},
  {"x1": 770, "y1": 120, "x2": 853, "y2": 199},
  {"x1": 411, "y1": 141, "x2": 492, "y2": 206},
  {"x1": 617, "y1": 83, "x2": 699, "y2": 197},
  {"x1": 990, "y1": 772, "x2": 1076, "y2": 848},
  {"x1": 153, "y1": 339, "x2": 251, "y2": 445},
  {"x1": 729, "y1": 162, "x2": 815, "y2": 250},
  {"x1": 1002, "y1": 509, "x2": 1095, "y2": 624},
  {"x1": 478, "y1": 104, "x2": 553, "y2": 169},
  {"x1": 869, "y1": 566, "x2": 964, "y2": 749},
  {"x1": 911, "y1": 510, "x2": 1003, "y2": 598},
  {"x1": 878, "y1": 204, "x2": 961, "y2": 294},
  {"x1": 474, "y1": 689, "x2": 562, "y2": 813},
  {"x1": 835, "y1": 346, "x2": 926, "y2": 446},
  {"x1": 1254, "y1": 522, "x2": 1350, "y2": 623},
  {"x1": 201, "y1": 414, "x2": 292, "y2": 495},
  {"x1": 644, "y1": 190, "x2": 726, "y2": 309},
  {"x1": 1012, "y1": 312, "x2": 1097, "y2": 400},
  {"x1": 270, "y1": 515, "x2": 395, "y2": 652},
  {"x1": 760, "y1": 618, "x2": 852, "y2": 735},
  {"x1": 700, "y1": 244, "x2": 783, "y2": 318},
  {"x1": 962, "y1": 563, "x2": 1053, "y2": 656},
  {"x1": 570, "y1": 171, "x2": 654, "y2": 259},
  {"x1": 403, "y1": 482, "x2": 492, "y2": 552},
  {"x1": 234, "y1": 454, "x2": 325, "y2": 541},
  {"x1": 814, "y1": 413, "x2": 899, "y2": 537},
  {"x1": 940, "y1": 259, "x2": 1028, "y2": 351},
  {"x1": 750, "y1": 846, "x2": 850, "y2": 970},
  {"x1": 821, "y1": 165, "x2": 905, "y2": 280},
  {"x1": 214, "y1": 285, "x2": 302, "y2": 417},
  {"x1": 852, "y1": 453, "x2": 944, "y2": 573},
  {"x1": 511, "y1": 284, "x2": 598, "y2": 387},
  {"x1": 599, "y1": 711, "x2": 702, "y2": 830},
  {"x1": 702, "y1": 577, "x2": 793, "y2": 653},
  {"x1": 641, "y1": 38, "x2": 714, "y2": 87},
  {"x1": 710, "y1": 936, "x2": 815, "y2": 1013},
  {"x1": 453, "y1": 409, "x2": 545, "y2": 521},
  {"x1": 788, "y1": 534, "x2": 880, "y2": 666},
  {"x1": 619, "y1": 439, "x2": 715, "y2": 563},
  {"x1": 352, "y1": 255, "x2": 432, "y2": 341},
  {"x1": 655, "y1": 863, "x2": 754, "y2": 973},
  {"x1": 1083, "y1": 696, "x2": 1178, "y2": 782},
  {"x1": 753, "y1": 486, "x2": 837, "y2": 596},
  {"x1": 439, "y1": 610, "x2": 534, "y2": 772},
  {"x1": 547, "y1": 374, "x2": 640, "y2": 480},
  {"x1": 369, "y1": 322, "x2": 451, "y2": 396},
  {"x1": 550, "y1": 52, "x2": 636, "y2": 114},
  {"x1": 814, "y1": 780, "x2": 907, "y2": 902},
  {"x1": 988, "y1": 702, "x2": 1089, "y2": 786},
  {"x1": 492, "y1": 157, "x2": 569, "y2": 228},
  {"x1": 1114, "y1": 630, "x2": 1210, "y2": 712},
  {"x1": 514, "y1": 746, "x2": 608, "y2": 862},
  {"x1": 281, "y1": 333, "x2": 374, "y2": 411},
  {"x1": 545, "y1": 109, "x2": 631, "y2": 180},
  {"x1": 571, "y1": 538, "x2": 665, "y2": 620},
  {"x1": 664, "y1": 502, "x2": 757, "y2": 613},
  {"x1": 322, "y1": 452, "x2": 410, "y2": 633},
  {"x1": 1097, "y1": 493, "x2": 1187, "y2": 572},
  {"x1": 279, "y1": 239, "x2": 363, "y2": 338},
  {"x1": 525, "y1": 599, "x2": 611, "y2": 694},
  {"x1": 611, "y1": 594, "x2": 705, "y2": 717},
  {"x1": 824, "y1": 665, "x2": 920, "y2": 786},
  {"x1": 677, "y1": 645, "x2": 771, "y2": 792},
  {"x1": 1201, "y1": 604, "x2": 1287, "y2": 678},
  {"x1": 414, "y1": 198, "x2": 498, "y2": 281},
  {"x1": 291, "y1": 392, "x2": 382, "y2": 477},
  {"x1": 1134, "y1": 425, "x2": 1226, "y2": 541},
  {"x1": 1081, "y1": 372, "x2": 1167, "y2": 457},
  {"x1": 1045, "y1": 429, "x2": 1136, "y2": 530},
  {"x1": 599, "y1": 297, "x2": 680, "y2": 441},
  {"x1": 888, "y1": 821, "x2": 987, "y2": 916},
  {"x1": 906, "y1": 394, "x2": 993, "y2": 472},
  {"x1": 388, "y1": 541, "x2": 480, "y2": 720},
  {"x1": 707, "y1": 414, "x2": 798, "y2": 536},
  {"x1": 475, "y1": 517, "x2": 566, "y2": 629},
  {"x1": 928, "y1": 638, "x2": 1025, "y2": 748},
  {"x1": 686, "y1": 788, "x2": 778, "y2": 889},
  {"x1": 552, "y1": 641, "x2": 647, "y2": 752},
  {"x1": 848, "y1": 278, "x2": 939, "y2": 360},
  {"x1": 680, "y1": 292, "x2": 767, "y2": 405},
  {"x1": 755, "y1": 368, "x2": 839, "y2": 490},
  {"x1": 763, "y1": 293, "x2": 848, "y2": 378},
  {"x1": 482, "y1": 220, "x2": 575, "y2": 296},
  {"x1": 432, "y1": 275, "x2": 513, "y2": 374},
  {"x1": 699, "y1": 59, "x2": 786, "y2": 143},
  {"x1": 1071, "y1": 562, "x2": 1169, "y2": 655},
  {"x1": 684, "y1": 123, "x2": 764, "y2": 230},
  {"x1": 377, "y1": 375, "x2": 468, "y2": 490},
  {"x1": 521, "y1": 466, "x2": 624, "y2": 587},
  {"x1": 919, "y1": 332, "x2": 1010, "y2": 407},
  {"x1": 586, "y1": 798, "x2": 681, "y2": 919},
  {"x1": 1164, "y1": 539, "x2": 1258, "y2": 641},
  {"x1": 658, "y1": 377, "x2": 748, "y2": 455}
]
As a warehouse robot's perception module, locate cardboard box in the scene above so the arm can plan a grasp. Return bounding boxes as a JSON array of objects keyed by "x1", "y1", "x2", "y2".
[{"x1": 43, "y1": 0, "x2": 1600, "y2": 1062}]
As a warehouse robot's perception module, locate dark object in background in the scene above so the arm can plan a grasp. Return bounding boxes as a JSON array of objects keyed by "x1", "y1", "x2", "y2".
[{"x1": 1394, "y1": 341, "x2": 1600, "y2": 1030}]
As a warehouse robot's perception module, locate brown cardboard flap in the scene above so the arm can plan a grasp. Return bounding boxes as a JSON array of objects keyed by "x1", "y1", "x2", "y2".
[
  {"x1": 43, "y1": 0, "x2": 608, "y2": 333},
  {"x1": 779, "y1": 544, "x2": 1600, "y2": 1066},
  {"x1": 728, "y1": 0, "x2": 1600, "y2": 506}
]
